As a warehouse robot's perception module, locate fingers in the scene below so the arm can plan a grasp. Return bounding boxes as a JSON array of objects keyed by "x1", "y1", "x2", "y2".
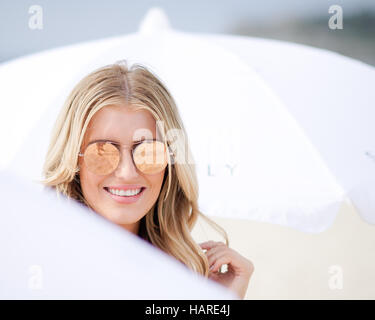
[
  {"x1": 199, "y1": 240, "x2": 254, "y2": 299},
  {"x1": 200, "y1": 240, "x2": 253, "y2": 276},
  {"x1": 199, "y1": 240, "x2": 226, "y2": 250},
  {"x1": 205, "y1": 245, "x2": 228, "y2": 263},
  {"x1": 199, "y1": 241, "x2": 230, "y2": 272},
  {"x1": 209, "y1": 254, "x2": 232, "y2": 273}
]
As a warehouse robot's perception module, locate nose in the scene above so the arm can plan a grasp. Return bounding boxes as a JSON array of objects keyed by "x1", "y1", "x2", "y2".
[{"x1": 113, "y1": 148, "x2": 139, "y2": 179}]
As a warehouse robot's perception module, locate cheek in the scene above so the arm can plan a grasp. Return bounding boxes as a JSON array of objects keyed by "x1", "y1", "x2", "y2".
[
  {"x1": 146, "y1": 170, "x2": 166, "y2": 199},
  {"x1": 79, "y1": 166, "x2": 103, "y2": 202}
]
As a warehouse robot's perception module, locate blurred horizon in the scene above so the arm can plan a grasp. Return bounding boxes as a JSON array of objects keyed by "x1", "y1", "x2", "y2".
[
  {"x1": 1, "y1": 0, "x2": 374, "y2": 66},
  {"x1": 232, "y1": 10, "x2": 375, "y2": 67}
]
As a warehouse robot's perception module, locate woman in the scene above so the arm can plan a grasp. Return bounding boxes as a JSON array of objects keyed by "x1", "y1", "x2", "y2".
[{"x1": 41, "y1": 61, "x2": 254, "y2": 299}]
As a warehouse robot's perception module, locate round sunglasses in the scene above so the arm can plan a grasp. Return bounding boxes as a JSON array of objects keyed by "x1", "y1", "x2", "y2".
[{"x1": 78, "y1": 139, "x2": 174, "y2": 176}]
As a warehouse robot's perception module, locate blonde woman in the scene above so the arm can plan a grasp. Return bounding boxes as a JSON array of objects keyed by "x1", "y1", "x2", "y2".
[{"x1": 41, "y1": 61, "x2": 254, "y2": 299}]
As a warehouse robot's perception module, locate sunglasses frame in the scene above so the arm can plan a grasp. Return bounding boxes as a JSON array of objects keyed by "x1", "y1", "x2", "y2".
[{"x1": 78, "y1": 138, "x2": 175, "y2": 175}]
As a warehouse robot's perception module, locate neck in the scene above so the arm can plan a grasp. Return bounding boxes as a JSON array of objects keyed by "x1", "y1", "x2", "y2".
[{"x1": 120, "y1": 221, "x2": 140, "y2": 235}]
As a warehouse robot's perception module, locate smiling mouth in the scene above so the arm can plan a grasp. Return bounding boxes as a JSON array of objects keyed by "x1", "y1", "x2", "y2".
[{"x1": 103, "y1": 187, "x2": 146, "y2": 197}]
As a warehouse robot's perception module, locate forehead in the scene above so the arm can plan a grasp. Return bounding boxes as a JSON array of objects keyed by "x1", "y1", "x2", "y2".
[{"x1": 84, "y1": 105, "x2": 156, "y2": 144}]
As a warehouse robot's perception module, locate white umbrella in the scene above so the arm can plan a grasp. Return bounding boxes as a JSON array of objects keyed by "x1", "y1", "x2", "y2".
[
  {"x1": 0, "y1": 170, "x2": 235, "y2": 299},
  {"x1": 1, "y1": 8, "x2": 374, "y2": 233}
]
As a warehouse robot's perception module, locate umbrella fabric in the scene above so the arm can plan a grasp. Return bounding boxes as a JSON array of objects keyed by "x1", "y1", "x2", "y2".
[
  {"x1": 203, "y1": 34, "x2": 375, "y2": 226},
  {"x1": 1, "y1": 8, "x2": 374, "y2": 233},
  {"x1": 0, "y1": 170, "x2": 235, "y2": 299}
]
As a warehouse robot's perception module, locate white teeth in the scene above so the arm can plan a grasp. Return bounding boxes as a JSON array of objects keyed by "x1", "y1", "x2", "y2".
[{"x1": 108, "y1": 188, "x2": 142, "y2": 197}]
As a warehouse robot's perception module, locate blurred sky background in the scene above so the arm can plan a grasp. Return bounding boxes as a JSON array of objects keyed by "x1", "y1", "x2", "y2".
[{"x1": 0, "y1": 0, "x2": 374, "y2": 66}]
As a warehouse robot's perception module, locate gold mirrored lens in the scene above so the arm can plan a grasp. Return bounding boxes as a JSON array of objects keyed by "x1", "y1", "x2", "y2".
[
  {"x1": 84, "y1": 142, "x2": 120, "y2": 175},
  {"x1": 133, "y1": 140, "x2": 168, "y2": 174}
]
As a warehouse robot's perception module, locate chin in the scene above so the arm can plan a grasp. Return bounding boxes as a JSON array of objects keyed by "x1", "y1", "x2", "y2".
[{"x1": 103, "y1": 207, "x2": 144, "y2": 226}]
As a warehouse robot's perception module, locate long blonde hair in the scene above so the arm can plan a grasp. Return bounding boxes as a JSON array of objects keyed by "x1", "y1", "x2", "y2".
[{"x1": 40, "y1": 61, "x2": 228, "y2": 277}]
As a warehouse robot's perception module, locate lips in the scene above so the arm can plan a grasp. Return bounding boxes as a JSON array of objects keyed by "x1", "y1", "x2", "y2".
[
  {"x1": 105, "y1": 184, "x2": 145, "y2": 191},
  {"x1": 103, "y1": 186, "x2": 146, "y2": 204},
  {"x1": 104, "y1": 187, "x2": 145, "y2": 195}
]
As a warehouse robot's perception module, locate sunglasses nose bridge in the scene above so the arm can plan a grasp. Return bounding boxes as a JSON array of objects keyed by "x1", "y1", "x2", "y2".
[{"x1": 113, "y1": 145, "x2": 139, "y2": 178}]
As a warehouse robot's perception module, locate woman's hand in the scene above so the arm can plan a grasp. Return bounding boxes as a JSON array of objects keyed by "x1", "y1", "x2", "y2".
[{"x1": 199, "y1": 240, "x2": 254, "y2": 299}]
